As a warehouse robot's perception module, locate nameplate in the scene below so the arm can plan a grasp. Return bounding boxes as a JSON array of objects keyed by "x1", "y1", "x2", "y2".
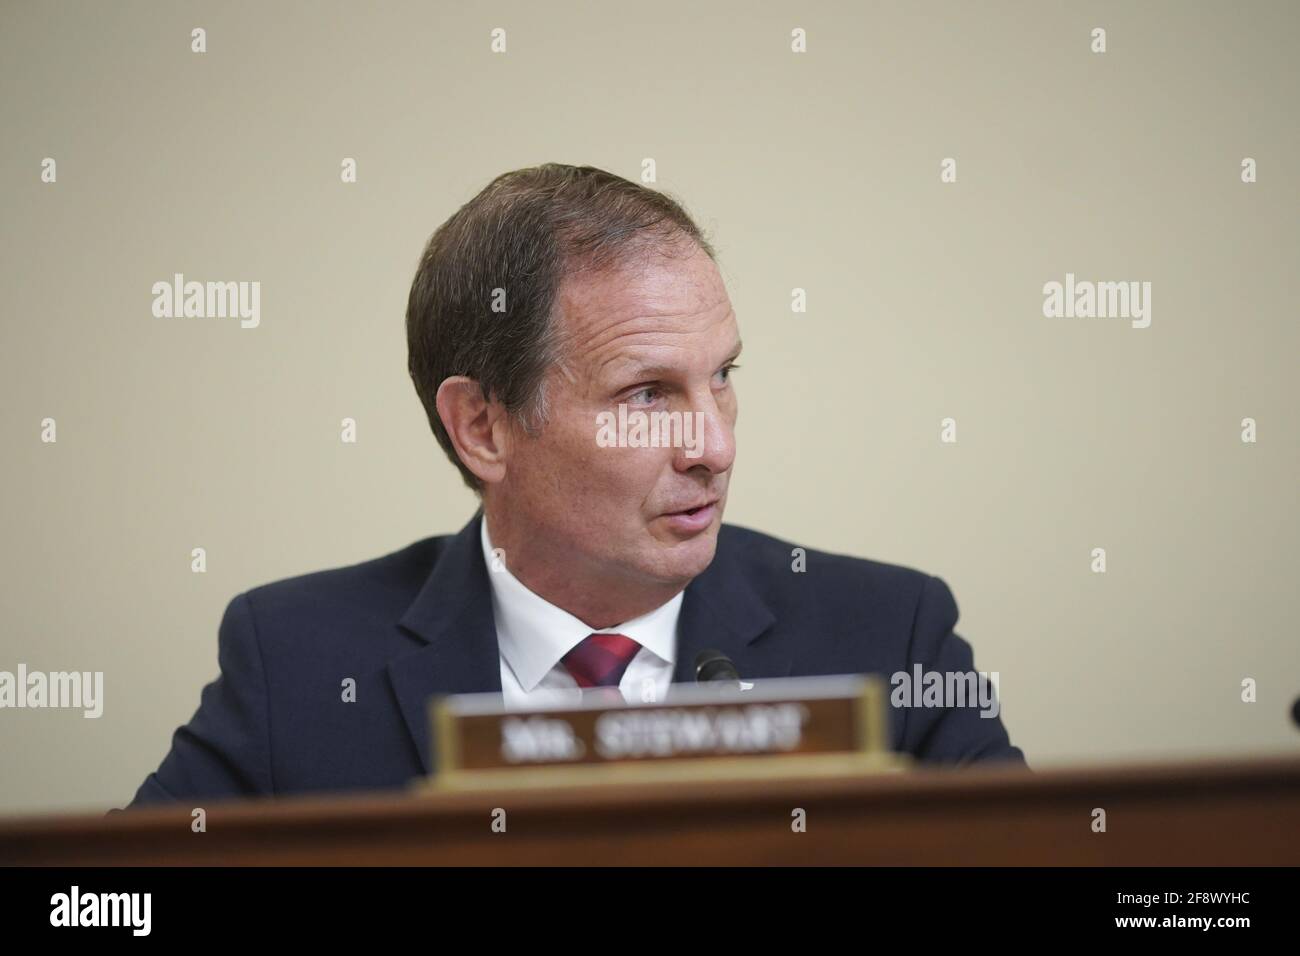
[{"x1": 422, "y1": 674, "x2": 903, "y2": 790}]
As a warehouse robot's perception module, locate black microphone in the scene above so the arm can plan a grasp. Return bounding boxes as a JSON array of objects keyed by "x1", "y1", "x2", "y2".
[{"x1": 694, "y1": 649, "x2": 742, "y2": 687}]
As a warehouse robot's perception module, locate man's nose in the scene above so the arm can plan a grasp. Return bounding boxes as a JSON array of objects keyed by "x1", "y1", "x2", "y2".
[{"x1": 673, "y1": 393, "x2": 735, "y2": 475}]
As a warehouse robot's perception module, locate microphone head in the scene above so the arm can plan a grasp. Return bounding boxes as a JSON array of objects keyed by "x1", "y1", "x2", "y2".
[{"x1": 694, "y1": 649, "x2": 741, "y2": 684}]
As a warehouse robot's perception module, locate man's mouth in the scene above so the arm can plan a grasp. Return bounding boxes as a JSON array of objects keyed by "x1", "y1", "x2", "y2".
[
  {"x1": 659, "y1": 498, "x2": 721, "y2": 534},
  {"x1": 665, "y1": 498, "x2": 718, "y2": 517}
]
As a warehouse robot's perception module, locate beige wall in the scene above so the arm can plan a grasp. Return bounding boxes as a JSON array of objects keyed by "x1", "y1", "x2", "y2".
[{"x1": 1, "y1": 0, "x2": 1296, "y2": 815}]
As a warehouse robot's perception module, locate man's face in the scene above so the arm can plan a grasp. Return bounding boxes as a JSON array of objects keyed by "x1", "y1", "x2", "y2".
[{"x1": 497, "y1": 241, "x2": 740, "y2": 591}]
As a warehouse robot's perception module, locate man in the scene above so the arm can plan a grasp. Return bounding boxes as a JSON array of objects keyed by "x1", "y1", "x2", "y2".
[{"x1": 127, "y1": 163, "x2": 1024, "y2": 807}]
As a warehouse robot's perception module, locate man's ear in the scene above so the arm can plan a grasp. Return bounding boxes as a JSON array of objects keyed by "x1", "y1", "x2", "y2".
[{"x1": 435, "y1": 376, "x2": 509, "y2": 486}]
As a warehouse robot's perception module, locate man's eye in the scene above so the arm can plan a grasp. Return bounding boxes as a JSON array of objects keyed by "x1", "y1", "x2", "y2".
[
  {"x1": 718, "y1": 363, "x2": 741, "y2": 384},
  {"x1": 627, "y1": 386, "x2": 660, "y2": 405}
]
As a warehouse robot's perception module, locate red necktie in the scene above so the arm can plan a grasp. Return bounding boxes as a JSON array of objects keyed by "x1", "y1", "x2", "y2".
[{"x1": 561, "y1": 633, "x2": 641, "y2": 704}]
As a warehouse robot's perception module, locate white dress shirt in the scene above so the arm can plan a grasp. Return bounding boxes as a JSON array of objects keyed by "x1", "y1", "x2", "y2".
[{"x1": 481, "y1": 517, "x2": 680, "y2": 709}]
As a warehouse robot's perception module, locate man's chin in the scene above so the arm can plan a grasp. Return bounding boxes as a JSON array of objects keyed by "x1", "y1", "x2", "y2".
[{"x1": 642, "y1": 522, "x2": 720, "y2": 585}]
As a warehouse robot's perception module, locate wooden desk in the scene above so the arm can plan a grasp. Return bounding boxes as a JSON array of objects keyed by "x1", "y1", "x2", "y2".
[{"x1": 2, "y1": 755, "x2": 1297, "y2": 865}]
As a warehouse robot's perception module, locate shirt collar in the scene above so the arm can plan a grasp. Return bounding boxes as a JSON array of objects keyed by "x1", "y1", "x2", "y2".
[{"x1": 481, "y1": 515, "x2": 680, "y2": 692}]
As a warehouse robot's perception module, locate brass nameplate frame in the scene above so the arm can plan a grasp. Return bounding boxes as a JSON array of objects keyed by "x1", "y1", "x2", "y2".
[{"x1": 421, "y1": 674, "x2": 907, "y2": 791}]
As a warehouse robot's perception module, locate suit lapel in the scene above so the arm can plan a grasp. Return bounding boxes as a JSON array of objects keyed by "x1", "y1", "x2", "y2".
[
  {"x1": 672, "y1": 529, "x2": 787, "y2": 686},
  {"x1": 390, "y1": 509, "x2": 501, "y2": 775}
]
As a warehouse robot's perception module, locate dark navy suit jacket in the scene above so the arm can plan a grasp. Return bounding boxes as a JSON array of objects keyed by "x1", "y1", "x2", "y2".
[{"x1": 126, "y1": 511, "x2": 1025, "y2": 807}]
